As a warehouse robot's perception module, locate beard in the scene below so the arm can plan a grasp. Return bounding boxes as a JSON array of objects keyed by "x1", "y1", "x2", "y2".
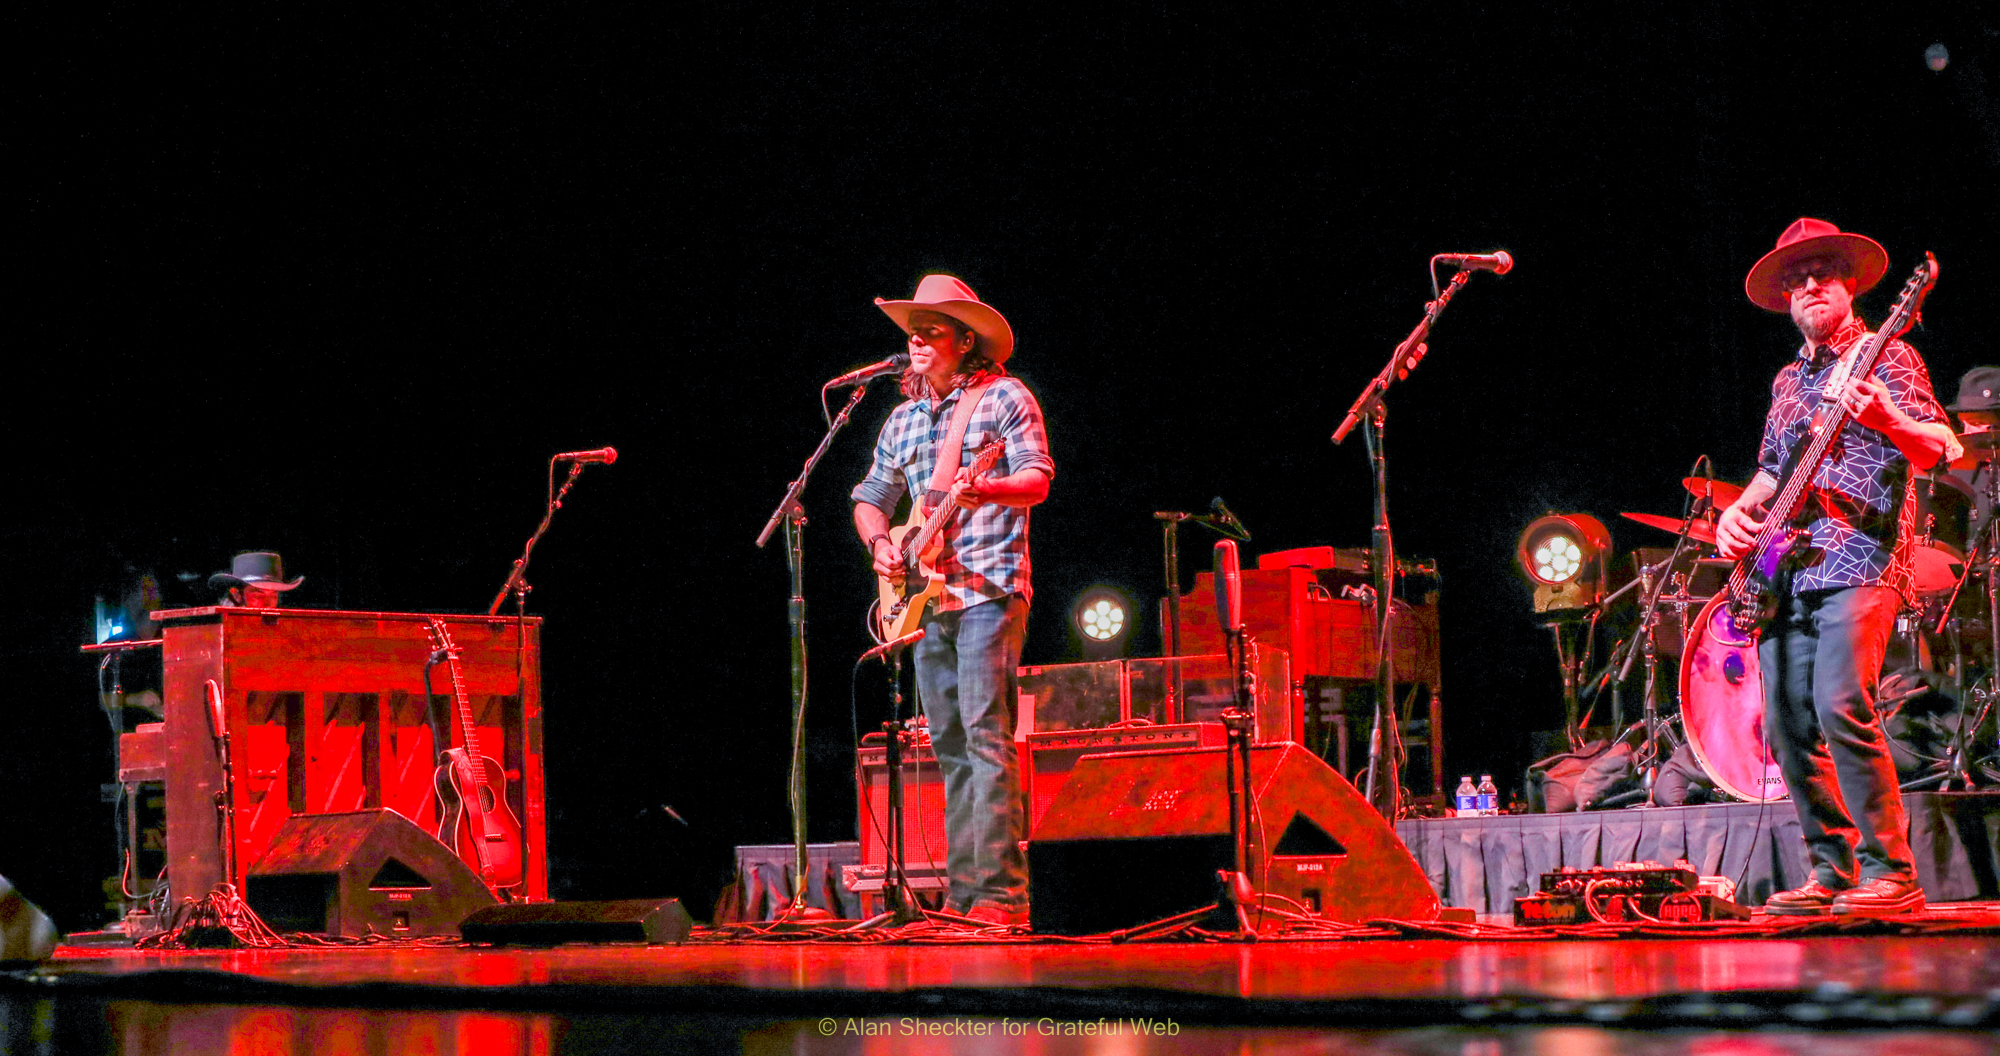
[{"x1": 1791, "y1": 298, "x2": 1849, "y2": 344}]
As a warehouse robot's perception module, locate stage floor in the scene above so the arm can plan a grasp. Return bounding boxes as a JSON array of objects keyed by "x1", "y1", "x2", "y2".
[{"x1": 12, "y1": 906, "x2": 2000, "y2": 1055}]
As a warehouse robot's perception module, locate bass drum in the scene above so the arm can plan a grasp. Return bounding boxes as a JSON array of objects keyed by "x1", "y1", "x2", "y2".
[{"x1": 1679, "y1": 594, "x2": 1788, "y2": 802}]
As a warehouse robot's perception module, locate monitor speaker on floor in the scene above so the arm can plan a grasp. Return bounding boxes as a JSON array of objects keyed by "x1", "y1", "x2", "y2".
[
  {"x1": 0, "y1": 874, "x2": 59, "y2": 965},
  {"x1": 1028, "y1": 742, "x2": 1440, "y2": 934},
  {"x1": 245, "y1": 809, "x2": 498, "y2": 938},
  {"x1": 459, "y1": 898, "x2": 693, "y2": 945}
]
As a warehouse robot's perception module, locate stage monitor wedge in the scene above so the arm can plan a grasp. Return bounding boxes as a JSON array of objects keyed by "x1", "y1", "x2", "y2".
[
  {"x1": 460, "y1": 899, "x2": 693, "y2": 946},
  {"x1": 1028, "y1": 742, "x2": 1440, "y2": 935},
  {"x1": 0, "y1": 874, "x2": 59, "y2": 965},
  {"x1": 245, "y1": 809, "x2": 497, "y2": 938}
]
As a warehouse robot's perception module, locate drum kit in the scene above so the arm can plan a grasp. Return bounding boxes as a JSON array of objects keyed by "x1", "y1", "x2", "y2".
[{"x1": 1616, "y1": 435, "x2": 2000, "y2": 803}]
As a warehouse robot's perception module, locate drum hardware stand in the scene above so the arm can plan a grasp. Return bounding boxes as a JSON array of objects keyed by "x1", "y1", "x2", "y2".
[
  {"x1": 1911, "y1": 475, "x2": 2000, "y2": 791},
  {"x1": 1614, "y1": 517, "x2": 1707, "y2": 805},
  {"x1": 758, "y1": 380, "x2": 880, "y2": 919}
]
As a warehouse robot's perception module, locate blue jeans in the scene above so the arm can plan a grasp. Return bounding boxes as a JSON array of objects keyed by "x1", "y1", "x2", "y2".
[
  {"x1": 914, "y1": 594, "x2": 1029, "y2": 912},
  {"x1": 1758, "y1": 585, "x2": 1915, "y2": 886}
]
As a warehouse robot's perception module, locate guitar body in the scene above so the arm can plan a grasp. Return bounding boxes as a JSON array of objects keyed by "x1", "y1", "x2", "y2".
[
  {"x1": 870, "y1": 439, "x2": 1007, "y2": 643},
  {"x1": 434, "y1": 747, "x2": 525, "y2": 890},
  {"x1": 876, "y1": 516, "x2": 944, "y2": 641},
  {"x1": 1717, "y1": 528, "x2": 1804, "y2": 646}
]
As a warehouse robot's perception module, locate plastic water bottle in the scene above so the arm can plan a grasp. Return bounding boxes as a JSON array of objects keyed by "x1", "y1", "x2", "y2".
[
  {"x1": 1477, "y1": 774, "x2": 1500, "y2": 817},
  {"x1": 1454, "y1": 776, "x2": 1479, "y2": 817}
]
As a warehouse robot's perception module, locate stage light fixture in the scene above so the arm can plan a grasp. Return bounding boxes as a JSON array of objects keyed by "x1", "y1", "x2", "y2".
[
  {"x1": 1073, "y1": 587, "x2": 1133, "y2": 658},
  {"x1": 1516, "y1": 513, "x2": 1612, "y2": 614}
]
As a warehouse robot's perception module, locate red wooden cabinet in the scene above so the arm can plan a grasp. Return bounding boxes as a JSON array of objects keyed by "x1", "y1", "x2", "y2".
[{"x1": 153, "y1": 607, "x2": 548, "y2": 903}]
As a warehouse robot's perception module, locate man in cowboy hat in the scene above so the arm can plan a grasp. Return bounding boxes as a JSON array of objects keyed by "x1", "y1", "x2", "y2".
[
  {"x1": 210, "y1": 551, "x2": 305, "y2": 609},
  {"x1": 851, "y1": 274, "x2": 1054, "y2": 927},
  {"x1": 1715, "y1": 219, "x2": 1959, "y2": 917}
]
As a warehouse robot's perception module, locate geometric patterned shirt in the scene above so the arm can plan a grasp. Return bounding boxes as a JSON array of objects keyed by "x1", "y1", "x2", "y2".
[
  {"x1": 852, "y1": 375, "x2": 1055, "y2": 611},
  {"x1": 1756, "y1": 315, "x2": 1946, "y2": 601}
]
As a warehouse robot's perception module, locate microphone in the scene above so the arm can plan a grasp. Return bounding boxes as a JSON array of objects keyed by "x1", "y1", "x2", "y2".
[
  {"x1": 204, "y1": 679, "x2": 227, "y2": 741},
  {"x1": 825, "y1": 353, "x2": 912, "y2": 388},
  {"x1": 1212, "y1": 540, "x2": 1242, "y2": 633},
  {"x1": 861, "y1": 627, "x2": 925, "y2": 663},
  {"x1": 1435, "y1": 251, "x2": 1514, "y2": 275},
  {"x1": 1208, "y1": 497, "x2": 1251, "y2": 541},
  {"x1": 554, "y1": 447, "x2": 618, "y2": 464}
]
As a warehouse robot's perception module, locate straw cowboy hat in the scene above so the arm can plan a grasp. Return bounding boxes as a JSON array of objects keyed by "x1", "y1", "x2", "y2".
[
  {"x1": 875, "y1": 274, "x2": 1016, "y2": 364},
  {"x1": 1744, "y1": 217, "x2": 1889, "y2": 313}
]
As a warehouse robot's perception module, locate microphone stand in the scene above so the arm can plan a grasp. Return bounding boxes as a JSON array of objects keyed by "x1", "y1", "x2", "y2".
[
  {"x1": 756, "y1": 381, "x2": 875, "y2": 916},
  {"x1": 1155, "y1": 506, "x2": 1250, "y2": 721},
  {"x1": 1333, "y1": 268, "x2": 1472, "y2": 819}
]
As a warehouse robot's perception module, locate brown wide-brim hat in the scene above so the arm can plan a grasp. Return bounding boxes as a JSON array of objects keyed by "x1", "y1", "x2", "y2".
[
  {"x1": 1744, "y1": 217, "x2": 1889, "y2": 313},
  {"x1": 208, "y1": 551, "x2": 304, "y2": 592},
  {"x1": 874, "y1": 274, "x2": 1015, "y2": 364}
]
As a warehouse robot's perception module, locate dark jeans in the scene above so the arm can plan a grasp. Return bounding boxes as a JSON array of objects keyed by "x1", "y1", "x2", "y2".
[
  {"x1": 1758, "y1": 585, "x2": 1915, "y2": 886},
  {"x1": 914, "y1": 594, "x2": 1029, "y2": 912}
]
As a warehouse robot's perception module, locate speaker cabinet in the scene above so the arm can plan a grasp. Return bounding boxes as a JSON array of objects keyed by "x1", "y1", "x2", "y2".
[
  {"x1": 1028, "y1": 742, "x2": 1439, "y2": 934},
  {"x1": 855, "y1": 734, "x2": 950, "y2": 869},
  {"x1": 460, "y1": 899, "x2": 692, "y2": 945},
  {"x1": 0, "y1": 874, "x2": 58, "y2": 965},
  {"x1": 245, "y1": 809, "x2": 497, "y2": 938},
  {"x1": 1025, "y1": 723, "x2": 1226, "y2": 834}
]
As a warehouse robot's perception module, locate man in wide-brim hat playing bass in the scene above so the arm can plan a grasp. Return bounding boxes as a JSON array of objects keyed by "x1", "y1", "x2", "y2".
[{"x1": 1715, "y1": 219, "x2": 1959, "y2": 917}]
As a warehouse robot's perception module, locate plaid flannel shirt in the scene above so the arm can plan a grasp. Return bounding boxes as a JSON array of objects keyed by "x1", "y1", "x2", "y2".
[
  {"x1": 852, "y1": 376, "x2": 1054, "y2": 611},
  {"x1": 1757, "y1": 315, "x2": 1946, "y2": 602}
]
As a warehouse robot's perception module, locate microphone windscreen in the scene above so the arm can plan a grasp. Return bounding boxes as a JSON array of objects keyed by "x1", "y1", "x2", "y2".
[{"x1": 1213, "y1": 540, "x2": 1241, "y2": 630}]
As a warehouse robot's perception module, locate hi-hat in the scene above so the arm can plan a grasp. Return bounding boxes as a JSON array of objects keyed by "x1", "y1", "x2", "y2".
[
  {"x1": 1681, "y1": 477, "x2": 1745, "y2": 508},
  {"x1": 1621, "y1": 511, "x2": 1720, "y2": 546}
]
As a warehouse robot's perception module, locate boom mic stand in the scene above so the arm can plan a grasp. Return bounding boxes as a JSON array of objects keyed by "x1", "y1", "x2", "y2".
[
  {"x1": 756, "y1": 380, "x2": 879, "y2": 918},
  {"x1": 1333, "y1": 263, "x2": 1485, "y2": 819},
  {"x1": 1155, "y1": 498, "x2": 1251, "y2": 721},
  {"x1": 1212, "y1": 540, "x2": 1260, "y2": 937}
]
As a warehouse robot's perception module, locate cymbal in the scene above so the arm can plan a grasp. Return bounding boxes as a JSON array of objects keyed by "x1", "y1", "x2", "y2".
[
  {"x1": 1621, "y1": 511, "x2": 1720, "y2": 546},
  {"x1": 1682, "y1": 477, "x2": 1745, "y2": 507}
]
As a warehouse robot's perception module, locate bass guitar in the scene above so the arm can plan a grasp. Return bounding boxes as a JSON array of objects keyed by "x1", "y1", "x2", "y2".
[
  {"x1": 873, "y1": 438, "x2": 1006, "y2": 642},
  {"x1": 425, "y1": 617, "x2": 525, "y2": 893},
  {"x1": 1715, "y1": 253, "x2": 1940, "y2": 646}
]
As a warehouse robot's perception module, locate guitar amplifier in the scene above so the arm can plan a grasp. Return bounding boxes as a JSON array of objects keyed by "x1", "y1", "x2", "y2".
[
  {"x1": 855, "y1": 733, "x2": 950, "y2": 869},
  {"x1": 1025, "y1": 723, "x2": 1227, "y2": 834}
]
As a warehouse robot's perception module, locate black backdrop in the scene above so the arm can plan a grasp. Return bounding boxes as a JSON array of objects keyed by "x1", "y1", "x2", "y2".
[{"x1": 10, "y1": 4, "x2": 1998, "y2": 929}]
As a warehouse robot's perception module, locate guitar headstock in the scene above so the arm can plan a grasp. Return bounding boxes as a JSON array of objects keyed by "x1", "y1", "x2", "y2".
[
  {"x1": 422, "y1": 617, "x2": 458, "y2": 657},
  {"x1": 970, "y1": 438, "x2": 1006, "y2": 477},
  {"x1": 1884, "y1": 252, "x2": 1939, "y2": 339}
]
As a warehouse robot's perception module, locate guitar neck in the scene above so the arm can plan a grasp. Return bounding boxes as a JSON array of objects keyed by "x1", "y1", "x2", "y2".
[{"x1": 428, "y1": 619, "x2": 486, "y2": 777}]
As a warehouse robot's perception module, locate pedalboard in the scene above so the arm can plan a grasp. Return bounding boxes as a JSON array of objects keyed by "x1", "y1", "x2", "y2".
[{"x1": 1514, "y1": 861, "x2": 1750, "y2": 925}]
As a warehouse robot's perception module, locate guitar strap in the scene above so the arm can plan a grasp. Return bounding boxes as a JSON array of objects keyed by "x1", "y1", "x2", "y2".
[{"x1": 922, "y1": 379, "x2": 991, "y2": 515}]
